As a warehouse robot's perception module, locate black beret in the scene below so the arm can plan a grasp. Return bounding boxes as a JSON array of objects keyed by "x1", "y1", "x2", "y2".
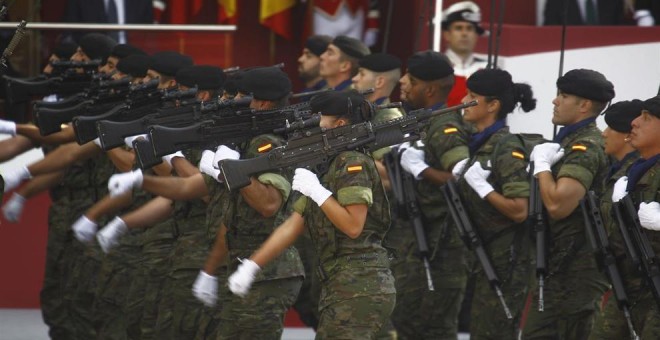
[
  {"x1": 110, "y1": 44, "x2": 147, "y2": 59},
  {"x1": 116, "y1": 54, "x2": 151, "y2": 78},
  {"x1": 224, "y1": 71, "x2": 242, "y2": 95},
  {"x1": 150, "y1": 51, "x2": 194, "y2": 77},
  {"x1": 310, "y1": 90, "x2": 368, "y2": 119},
  {"x1": 242, "y1": 67, "x2": 292, "y2": 101},
  {"x1": 642, "y1": 95, "x2": 660, "y2": 118},
  {"x1": 175, "y1": 65, "x2": 226, "y2": 90},
  {"x1": 358, "y1": 53, "x2": 401, "y2": 72},
  {"x1": 306, "y1": 35, "x2": 332, "y2": 57},
  {"x1": 441, "y1": 1, "x2": 485, "y2": 35},
  {"x1": 466, "y1": 68, "x2": 513, "y2": 96},
  {"x1": 407, "y1": 50, "x2": 454, "y2": 81},
  {"x1": 52, "y1": 41, "x2": 77, "y2": 60},
  {"x1": 556, "y1": 69, "x2": 615, "y2": 103},
  {"x1": 603, "y1": 100, "x2": 644, "y2": 133},
  {"x1": 79, "y1": 33, "x2": 117, "y2": 64},
  {"x1": 332, "y1": 35, "x2": 371, "y2": 59}
]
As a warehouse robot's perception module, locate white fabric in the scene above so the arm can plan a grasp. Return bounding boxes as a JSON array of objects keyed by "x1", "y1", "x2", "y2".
[
  {"x1": 400, "y1": 146, "x2": 428, "y2": 179},
  {"x1": 292, "y1": 168, "x2": 332, "y2": 206},
  {"x1": 611, "y1": 176, "x2": 628, "y2": 203},
  {"x1": 635, "y1": 10, "x2": 655, "y2": 26},
  {"x1": 639, "y1": 202, "x2": 660, "y2": 231},
  {"x1": 162, "y1": 151, "x2": 184, "y2": 166},
  {"x1": 464, "y1": 161, "x2": 494, "y2": 199},
  {"x1": 3, "y1": 166, "x2": 32, "y2": 193},
  {"x1": 108, "y1": 169, "x2": 143, "y2": 197},
  {"x1": 192, "y1": 271, "x2": 218, "y2": 307},
  {"x1": 123, "y1": 134, "x2": 148, "y2": 149},
  {"x1": 451, "y1": 158, "x2": 469, "y2": 178},
  {"x1": 72, "y1": 215, "x2": 98, "y2": 243},
  {"x1": 213, "y1": 145, "x2": 240, "y2": 169},
  {"x1": 199, "y1": 150, "x2": 221, "y2": 181},
  {"x1": 97, "y1": 216, "x2": 128, "y2": 253},
  {"x1": 530, "y1": 143, "x2": 564, "y2": 176},
  {"x1": 2, "y1": 193, "x2": 26, "y2": 222},
  {"x1": 0, "y1": 119, "x2": 17, "y2": 136},
  {"x1": 228, "y1": 259, "x2": 261, "y2": 298}
]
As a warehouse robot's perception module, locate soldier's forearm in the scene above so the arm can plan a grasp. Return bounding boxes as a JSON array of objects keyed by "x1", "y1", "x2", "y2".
[
  {"x1": 16, "y1": 171, "x2": 65, "y2": 199},
  {"x1": 239, "y1": 178, "x2": 283, "y2": 218},
  {"x1": 85, "y1": 192, "x2": 134, "y2": 222},
  {"x1": 420, "y1": 167, "x2": 454, "y2": 186},
  {"x1": 120, "y1": 196, "x2": 174, "y2": 229},
  {"x1": 0, "y1": 135, "x2": 35, "y2": 162},
  {"x1": 251, "y1": 213, "x2": 305, "y2": 268},
  {"x1": 204, "y1": 223, "x2": 229, "y2": 275}
]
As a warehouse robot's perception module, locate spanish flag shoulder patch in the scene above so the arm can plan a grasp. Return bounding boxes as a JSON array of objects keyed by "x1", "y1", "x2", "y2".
[
  {"x1": 511, "y1": 150, "x2": 525, "y2": 160},
  {"x1": 347, "y1": 164, "x2": 363, "y2": 173},
  {"x1": 257, "y1": 143, "x2": 273, "y2": 153},
  {"x1": 444, "y1": 126, "x2": 458, "y2": 134},
  {"x1": 571, "y1": 144, "x2": 587, "y2": 152}
]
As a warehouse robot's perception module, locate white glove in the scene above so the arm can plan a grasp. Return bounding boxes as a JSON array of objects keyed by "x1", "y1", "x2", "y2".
[
  {"x1": 92, "y1": 138, "x2": 102, "y2": 148},
  {"x1": 292, "y1": 168, "x2": 332, "y2": 206},
  {"x1": 635, "y1": 10, "x2": 655, "y2": 26},
  {"x1": 3, "y1": 166, "x2": 32, "y2": 192},
  {"x1": 213, "y1": 145, "x2": 240, "y2": 169},
  {"x1": 162, "y1": 151, "x2": 184, "y2": 166},
  {"x1": 530, "y1": 143, "x2": 565, "y2": 176},
  {"x1": 0, "y1": 119, "x2": 17, "y2": 135},
  {"x1": 123, "y1": 134, "x2": 148, "y2": 149},
  {"x1": 452, "y1": 158, "x2": 469, "y2": 179},
  {"x1": 612, "y1": 176, "x2": 628, "y2": 203},
  {"x1": 199, "y1": 150, "x2": 221, "y2": 181},
  {"x1": 639, "y1": 202, "x2": 660, "y2": 231},
  {"x1": 400, "y1": 146, "x2": 428, "y2": 179},
  {"x1": 228, "y1": 259, "x2": 261, "y2": 298},
  {"x1": 192, "y1": 270, "x2": 218, "y2": 307},
  {"x1": 72, "y1": 215, "x2": 98, "y2": 243},
  {"x1": 464, "y1": 161, "x2": 494, "y2": 199},
  {"x1": 96, "y1": 216, "x2": 129, "y2": 253},
  {"x1": 108, "y1": 169, "x2": 143, "y2": 197},
  {"x1": 2, "y1": 193, "x2": 26, "y2": 222}
]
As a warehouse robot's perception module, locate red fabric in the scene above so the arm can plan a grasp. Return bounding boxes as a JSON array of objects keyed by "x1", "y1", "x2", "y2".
[
  {"x1": 262, "y1": 7, "x2": 294, "y2": 40},
  {"x1": 447, "y1": 75, "x2": 467, "y2": 107},
  {"x1": 314, "y1": 0, "x2": 369, "y2": 16}
]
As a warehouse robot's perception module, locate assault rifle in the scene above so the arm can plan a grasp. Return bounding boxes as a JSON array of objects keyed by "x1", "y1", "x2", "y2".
[
  {"x1": 97, "y1": 96, "x2": 252, "y2": 150},
  {"x1": 384, "y1": 146, "x2": 435, "y2": 291},
  {"x1": 218, "y1": 101, "x2": 477, "y2": 191},
  {"x1": 71, "y1": 79, "x2": 177, "y2": 144},
  {"x1": 34, "y1": 78, "x2": 133, "y2": 135},
  {"x1": 614, "y1": 195, "x2": 660, "y2": 309},
  {"x1": 0, "y1": 20, "x2": 27, "y2": 73},
  {"x1": 581, "y1": 191, "x2": 639, "y2": 340},
  {"x1": 442, "y1": 180, "x2": 513, "y2": 319},
  {"x1": 528, "y1": 164, "x2": 548, "y2": 312},
  {"x1": 134, "y1": 101, "x2": 320, "y2": 169},
  {"x1": 4, "y1": 60, "x2": 101, "y2": 105}
]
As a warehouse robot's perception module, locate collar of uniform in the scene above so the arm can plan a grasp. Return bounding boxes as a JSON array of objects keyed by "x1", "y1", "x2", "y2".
[
  {"x1": 468, "y1": 119, "x2": 507, "y2": 156},
  {"x1": 553, "y1": 117, "x2": 597, "y2": 143},
  {"x1": 374, "y1": 96, "x2": 388, "y2": 105},
  {"x1": 626, "y1": 154, "x2": 660, "y2": 191},
  {"x1": 334, "y1": 78, "x2": 353, "y2": 91},
  {"x1": 445, "y1": 48, "x2": 475, "y2": 72},
  {"x1": 607, "y1": 150, "x2": 639, "y2": 181},
  {"x1": 304, "y1": 79, "x2": 327, "y2": 93}
]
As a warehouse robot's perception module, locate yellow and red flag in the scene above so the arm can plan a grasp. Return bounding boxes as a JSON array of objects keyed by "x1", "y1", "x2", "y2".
[
  {"x1": 260, "y1": 0, "x2": 296, "y2": 40},
  {"x1": 218, "y1": 0, "x2": 238, "y2": 24}
]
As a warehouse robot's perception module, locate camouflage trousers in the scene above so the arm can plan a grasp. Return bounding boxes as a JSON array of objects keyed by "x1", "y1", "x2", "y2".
[
  {"x1": 155, "y1": 231, "x2": 209, "y2": 339},
  {"x1": 138, "y1": 219, "x2": 176, "y2": 340},
  {"x1": 522, "y1": 252, "x2": 608, "y2": 340},
  {"x1": 65, "y1": 241, "x2": 103, "y2": 340},
  {"x1": 292, "y1": 233, "x2": 321, "y2": 329},
  {"x1": 589, "y1": 264, "x2": 660, "y2": 340},
  {"x1": 194, "y1": 267, "x2": 228, "y2": 340},
  {"x1": 40, "y1": 201, "x2": 76, "y2": 340},
  {"x1": 389, "y1": 227, "x2": 468, "y2": 340},
  {"x1": 217, "y1": 276, "x2": 303, "y2": 340}
]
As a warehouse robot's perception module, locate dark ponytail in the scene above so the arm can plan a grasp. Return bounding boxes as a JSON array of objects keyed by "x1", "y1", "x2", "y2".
[{"x1": 513, "y1": 83, "x2": 536, "y2": 113}]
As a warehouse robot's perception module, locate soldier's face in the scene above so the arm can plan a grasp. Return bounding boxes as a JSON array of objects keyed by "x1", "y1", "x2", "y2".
[
  {"x1": 399, "y1": 73, "x2": 426, "y2": 109},
  {"x1": 99, "y1": 56, "x2": 119, "y2": 75},
  {"x1": 298, "y1": 48, "x2": 322, "y2": 81},
  {"x1": 43, "y1": 54, "x2": 58, "y2": 75},
  {"x1": 601, "y1": 126, "x2": 629, "y2": 157},
  {"x1": 629, "y1": 110, "x2": 660, "y2": 154},
  {"x1": 319, "y1": 44, "x2": 342, "y2": 78},
  {"x1": 551, "y1": 92, "x2": 582, "y2": 126},
  {"x1": 143, "y1": 69, "x2": 159, "y2": 83},
  {"x1": 319, "y1": 115, "x2": 347, "y2": 129},
  {"x1": 352, "y1": 68, "x2": 376, "y2": 93},
  {"x1": 461, "y1": 90, "x2": 489, "y2": 124},
  {"x1": 71, "y1": 47, "x2": 90, "y2": 62},
  {"x1": 443, "y1": 22, "x2": 478, "y2": 55}
]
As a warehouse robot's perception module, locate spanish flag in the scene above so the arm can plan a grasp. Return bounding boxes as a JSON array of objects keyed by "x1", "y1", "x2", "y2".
[
  {"x1": 218, "y1": 0, "x2": 238, "y2": 24},
  {"x1": 260, "y1": 0, "x2": 296, "y2": 40}
]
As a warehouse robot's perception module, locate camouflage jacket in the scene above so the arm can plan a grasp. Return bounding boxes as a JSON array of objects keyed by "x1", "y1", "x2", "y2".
[{"x1": 371, "y1": 99, "x2": 405, "y2": 161}]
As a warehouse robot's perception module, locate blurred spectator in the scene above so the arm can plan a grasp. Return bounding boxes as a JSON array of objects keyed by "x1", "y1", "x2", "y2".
[
  {"x1": 634, "y1": 0, "x2": 659, "y2": 26},
  {"x1": 63, "y1": 0, "x2": 154, "y2": 43},
  {"x1": 543, "y1": 0, "x2": 625, "y2": 25}
]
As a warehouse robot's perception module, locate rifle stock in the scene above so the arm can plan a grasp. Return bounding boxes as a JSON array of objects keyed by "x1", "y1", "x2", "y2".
[{"x1": 134, "y1": 138, "x2": 162, "y2": 169}]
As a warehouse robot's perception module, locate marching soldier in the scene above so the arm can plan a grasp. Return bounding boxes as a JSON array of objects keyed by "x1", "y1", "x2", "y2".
[{"x1": 319, "y1": 35, "x2": 370, "y2": 91}]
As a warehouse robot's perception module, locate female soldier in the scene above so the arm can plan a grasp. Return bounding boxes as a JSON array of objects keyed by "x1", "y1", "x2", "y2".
[
  {"x1": 227, "y1": 90, "x2": 396, "y2": 339},
  {"x1": 452, "y1": 68, "x2": 536, "y2": 339}
]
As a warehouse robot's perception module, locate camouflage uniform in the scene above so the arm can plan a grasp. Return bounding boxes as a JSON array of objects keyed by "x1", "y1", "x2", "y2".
[
  {"x1": 292, "y1": 150, "x2": 396, "y2": 339},
  {"x1": 391, "y1": 108, "x2": 471, "y2": 340},
  {"x1": 523, "y1": 121, "x2": 609, "y2": 339},
  {"x1": 66, "y1": 154, "x2": 115, "y2": 339},
  {"x1": 217, "y1": 134, "x2": 305, "y2": 340},
  {"x1": 455, "y1": 128, "x2": 532, "y2": 339},
  {"x1": 588, "y1": 151, "x2": 640, "y2": 340},
  {"x1": 592, "y1": 155, "x2": 660, "y2": 339},
  {"x1": 154, "y1": 149, "x2": 211, "y2": 339},
  {"x1": 41, "y1": 150, "x2": 96, "y2": 340}
]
